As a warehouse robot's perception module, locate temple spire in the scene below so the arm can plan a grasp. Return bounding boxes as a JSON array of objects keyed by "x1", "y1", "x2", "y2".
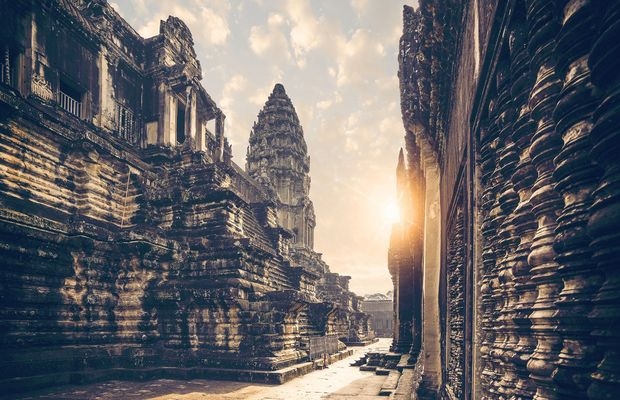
[{"x1": 246, "y1": 83, "x2": 315, "y2": 249}]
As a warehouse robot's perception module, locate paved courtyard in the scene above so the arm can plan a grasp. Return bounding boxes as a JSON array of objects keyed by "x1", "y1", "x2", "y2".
[{"x1": 8, "y1": 339, "x2": 393, "y2": 400}]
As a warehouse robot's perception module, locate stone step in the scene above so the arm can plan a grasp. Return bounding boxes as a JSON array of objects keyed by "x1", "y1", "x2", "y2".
[
  {"x1": 396, "y1": 354, "x2": 414, "y2": 371},
  {"x1": 375, "y1": 368, "x2": 390, "y2": 376},
  {"x1": 349, "y1": 356, "x2": 367, "y2": 367},
  {"x1": 359, "y1": 365, "x2": 377, "y2": 372},
  {"x1": 378, "y1": 370, "x2": 403, "y2": 396}
]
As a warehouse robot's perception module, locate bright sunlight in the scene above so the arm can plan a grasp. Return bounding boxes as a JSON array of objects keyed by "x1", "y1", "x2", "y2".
[{"x1": 382, "y1": 199, "x2": 401, "y2": 224}]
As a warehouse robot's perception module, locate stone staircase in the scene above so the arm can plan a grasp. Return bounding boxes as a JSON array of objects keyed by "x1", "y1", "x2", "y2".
[{"x1": 349, "y1": 350, "x2": 408, "y2": 396}]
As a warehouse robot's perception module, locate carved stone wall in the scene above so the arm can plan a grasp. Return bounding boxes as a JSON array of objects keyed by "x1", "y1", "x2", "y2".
[
  {"x1": 444, "y1": 200, "x2": 466, "y2": 400},
  {"x1": 397, "y1": 0, "x2": 620, "y2": 398}
]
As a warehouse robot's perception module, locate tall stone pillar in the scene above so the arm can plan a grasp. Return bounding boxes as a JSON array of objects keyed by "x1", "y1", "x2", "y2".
[
  {"x1": 216, "y1": 111, "x2": 225, "y2": 162},
  {"x1": 491, "y1": 56, "x2": 520, "y2": 398},
  {"x1": 389, "y1": 149, "x2": 414, "y2": 354},
  {"x1": 478, "y1": 111, "x2": 502, "y2": 400},
  {"x1": 523, "y1": 1, "x2": 565, "y2": 398},
  {"x1": 586, "y1": 2, "x2": 620, "y2": 397},
  {"x1": 408, "y1": 136, "x2": 424, "y2": 360},
  {"x1": 552, "y1": 1, "x2": 604, "y2": 398},
  {"x1": 418, "y1": 140, "x2": 441, "y2": 397}
]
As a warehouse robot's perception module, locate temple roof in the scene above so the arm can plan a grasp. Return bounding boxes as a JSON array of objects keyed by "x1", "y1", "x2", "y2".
[{"x1": 246, "y1": 83, "x2": 309, "y2": 174}]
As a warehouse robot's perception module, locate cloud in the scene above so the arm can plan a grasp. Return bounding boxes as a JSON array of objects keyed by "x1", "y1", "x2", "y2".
[
  {"x1": 219, "y1": 74, "x2": 247, "y2": 111},
  {"x1": 284, "y1": 0, "x2": 321, "y2": 67},
  {"x1": 316, "y1": 100, "x2": 332, "y2": 110},
  {"x1": 198, "y1": 6, "x2": 230, "y2": 45},
  {"x1": 350, "y1": 0, "x2": 370, "y2": 16},
  {"x1": 248, "y1": 12, "x2": 292, "y2": 64},
  {"x1": 131, "y1": 1, "x2": 231, "y2": 45},
  {"x1": 315, "y1": 91, "x2": 342, "y2": 111},
  {"x1": 335, "y1": 29, "x2": 385, "y2": 87},
  {"x1": 248, "y1": 84, "x2": 275, "y2": 106}
]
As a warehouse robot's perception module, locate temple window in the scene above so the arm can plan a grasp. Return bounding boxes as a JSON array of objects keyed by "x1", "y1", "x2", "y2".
[
  {"x1": 57, "y1": 79, "x2": 83, "y2": 118},
  {"x1": 0, "y1": 44, "x2": 19, "y2": 89},
  {"x1": 116, "y1": 102, "x2": 137, "y2": 143},
  {"x1": 176, "y1": 101, "x2": 186, "y2": 144}
]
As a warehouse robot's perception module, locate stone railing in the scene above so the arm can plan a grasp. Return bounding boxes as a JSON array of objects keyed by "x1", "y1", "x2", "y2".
[
  {"x1": 305, "y1": 334, "x2": 339, "y2": 361},
  {"x1": 58, "y1": 89, "x2": 81, "y2": 117},
  {"x1": 31, "y1": 74, "x2": 54, "y2": 101}
]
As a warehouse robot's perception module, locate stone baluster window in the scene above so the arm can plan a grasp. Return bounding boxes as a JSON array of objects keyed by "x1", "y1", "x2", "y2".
[
  {"x1": 57, "y1": 80, "x2": 82, "y2": 118},
  {"x1": 116, "y1": 101, "x2": 138, "y2": 144},
  {"x1": 0, "y1": 44, "x2": 18, "y2": 89},
  {"x1": 1, "y1": 45, "x2": 9, "y2": 85}
]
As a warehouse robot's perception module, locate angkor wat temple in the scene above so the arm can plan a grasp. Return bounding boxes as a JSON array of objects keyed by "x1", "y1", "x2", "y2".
[
  {"x1": 391, "y1": 0, "x2": 620, "y2": 399},
  {"x1": 0, "y1": 0, "x2": 371, "y2": 393}
]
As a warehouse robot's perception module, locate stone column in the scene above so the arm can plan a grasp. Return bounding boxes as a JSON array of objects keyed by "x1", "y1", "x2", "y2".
[
  {"x1": 507, "y1": 16, "x2": 537, "y2": 399},
  {"x1": 524, "y1": 1, "x2": 564, "y2": 398},
  {"x1": 389, "y1": 148, "x2": 414, "y2": 354},
  {"x1": 492, "y1": 57, "x2": 520, "y2": 398},
  {"x1": 186, "y1": 86, "x2": 196, "y2": 145},
  {"x1": 395, "y1": 237, "x2": 414, "y2": 354},
  {"x1": 478, "y1": 114, "x2": 501, "y2": 400},
  {"x1": 408, "y1": 137, "x2": 424, "y2": 361},
  {"x1": 216, "y1": 111, "x2": 225, "y2": 162},
  {"x1": 418, "y1": 140, "x2": 441, "y2": 396},
  {"x1": 585, "y1": 2, "x2": 620, "y2": 397},
  {"x1": 552, "y1": 1, "x2": 604, "y2": 398}
]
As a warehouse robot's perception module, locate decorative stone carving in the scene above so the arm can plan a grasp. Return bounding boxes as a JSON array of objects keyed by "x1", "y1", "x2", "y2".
[
  {"x1": 246, "y1": 84, "x2": 314, "y2": 250},
  {"x1": 396, "y1": 0, "x2": 620, "y2": 398},
  {"x1": 552, "y1": 1, "x2": 604, "y2": 397},
  {"x1": 586, "y1": 2, "x2": 620, "y2": 398},
  {"x1": 478, "y1": 109, "x2": 501, "y2": 399},
  {"x1": 523, "y1": 0, "x2": 565, "y2": 398},
  {"x1": 445, "y1": 201, "x2": 466, "y2": 399},
  {"x1": 492, "y1": 56, "x2": 521, "y2": 397},
  {"x1": 506, "y1": 14, "x2": 538, "y2": 398},
  {"x1": 30, "y1": 74, "x2": 54, "y2": 101}
]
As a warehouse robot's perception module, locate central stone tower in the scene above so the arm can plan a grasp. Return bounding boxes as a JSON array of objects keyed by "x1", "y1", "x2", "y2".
[{"x1": 246, "y1": 83, "x2": 315, "y2": 250}]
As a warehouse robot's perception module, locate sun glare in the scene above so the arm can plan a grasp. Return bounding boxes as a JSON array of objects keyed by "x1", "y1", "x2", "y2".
[{"x1": 383, "y1": 200, "x2": 401, "y2": 223}]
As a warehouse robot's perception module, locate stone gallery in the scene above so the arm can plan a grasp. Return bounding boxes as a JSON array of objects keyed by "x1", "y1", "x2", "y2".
[
  {"x1": 391, "y1": 0, "x2": 620, "y2": 398},
  {"x1": 0, "y1": 0, "x2": 372, "y2": 393}
]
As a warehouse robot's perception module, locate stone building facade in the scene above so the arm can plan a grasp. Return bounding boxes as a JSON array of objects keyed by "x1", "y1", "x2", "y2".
[
  {"x1": 0, "y1": 0, "x2": 369, "y2": 394},
  {"x1": 361, "y1": 298, "x2": 393, "y2": 338},
  {"x1": 391, "y1": 0, "x2": 620, "y2": 398}
]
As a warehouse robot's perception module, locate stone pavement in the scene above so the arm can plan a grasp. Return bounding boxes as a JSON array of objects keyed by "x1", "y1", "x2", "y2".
[{"x1": 8, "y1": 339, "x2": 394, "y2": 400}]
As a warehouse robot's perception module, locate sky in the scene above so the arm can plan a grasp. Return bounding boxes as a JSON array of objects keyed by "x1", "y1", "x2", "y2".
[{"x1": 111, "y1": 0, "x2": 416, "y2": 295}]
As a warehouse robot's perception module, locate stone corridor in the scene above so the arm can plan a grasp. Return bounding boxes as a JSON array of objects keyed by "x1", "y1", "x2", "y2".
[{"x1": 5, "y1": 339, "x2": 395, "y2": 400}]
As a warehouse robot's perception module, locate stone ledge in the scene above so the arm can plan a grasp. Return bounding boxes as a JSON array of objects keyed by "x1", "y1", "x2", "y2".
[{"x1": 378, "y1": 370, "x2": 401, "y2": 396}]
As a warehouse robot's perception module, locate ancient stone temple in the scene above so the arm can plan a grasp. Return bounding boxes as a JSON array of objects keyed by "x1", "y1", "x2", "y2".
[
  {"x1": 361, "y1": 294, "x2": 393, "y2": 338},
  {"x1": 247, "y1": 83, "x2": 372, "y2": 346},
  {"x1": 247, "y1": 83, "x2": 315, "y2": 252},
  {"x1": 391, "y1": 0, "x2": 620, "y2": 398},
  {"x1": 0, "y1": 0, "x2": 369, "y2": 394}
]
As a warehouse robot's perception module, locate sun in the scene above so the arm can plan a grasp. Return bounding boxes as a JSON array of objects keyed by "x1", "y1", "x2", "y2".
[{"x1": 382, "y1": 200, "x2": 401, "y2": 223}]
